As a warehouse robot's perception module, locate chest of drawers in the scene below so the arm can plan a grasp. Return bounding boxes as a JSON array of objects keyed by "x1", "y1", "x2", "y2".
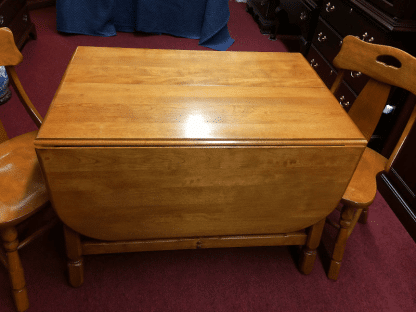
[
  {"x1": 246, "y1": 0, "x2": 279, "y2": 35},
  {"x1": 304, "y1": 0, "x2": 416, "y2": 156},
  {"x1": 0, "y1": 0, "x2": 36, "y2": 49},
  {"x1": 274, "y1": 0, "x2": 321, "y2": 53}
]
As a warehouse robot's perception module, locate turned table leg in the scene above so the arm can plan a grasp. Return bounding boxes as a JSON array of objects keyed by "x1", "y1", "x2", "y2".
[
  {"x1": 63, "y1": 225, "x2": 84, "y2": 287},
  {"x1": 1, "y1": 226, "x2": 29, "y2": 311},
  {"x1": 299, "y1": 218, "x2": 326, "y2": 275}
]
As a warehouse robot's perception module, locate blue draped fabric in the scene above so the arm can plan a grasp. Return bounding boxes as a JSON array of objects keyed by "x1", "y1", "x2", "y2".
[{"x1": 56, "y1": 0, "x2": 234, "y2": 51}]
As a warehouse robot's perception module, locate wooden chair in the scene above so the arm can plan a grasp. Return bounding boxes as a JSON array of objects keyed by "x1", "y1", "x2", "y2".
[
  {"x1": 327, "y1": 35, "x2": 416, "y2": 280},
  {"x1": 0, "y1": 27, "x2": 57, "y2": 311}
]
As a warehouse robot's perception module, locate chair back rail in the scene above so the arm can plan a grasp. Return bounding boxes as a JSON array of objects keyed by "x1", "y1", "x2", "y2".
[
  {"x1": 386, "y1": 104, "x2": 416, "y2": 171},
  {"x1": 332, "y1": 35, "x2": 416, "y2": 95},
  {"x1": 0, "y1": 27, "x2": 43, "y2": 128},
  {"x1": 331, "y1": 35, "x2": 416, "y2": 156}
]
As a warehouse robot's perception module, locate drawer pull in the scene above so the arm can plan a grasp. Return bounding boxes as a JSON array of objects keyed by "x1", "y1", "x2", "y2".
[
  {"x1": 23, "y1": 15, "x2": 28, "y2": 23},
  {"x1": 362, "y1": 32, "x2": 375, "y2": 43},
  {"x1": 318, "y1": 32, "x2": 327, "y2": 42},
  {"x1": 326, "y1": 2, "x2": 335, "y2": 12},
  {"x1": 0, "y1": 15, "x2": 4, "y2": 26},
  {"x1": 310, "y1": 59, "x2": 319, "y2": 68},
  {"x1": 300, "y1": 12, "x2": 307, "y2": 21},
  {"x1": 350, "y1": 71, "x2": 362, "y2": 78},
  {"x1": 339, "y1": 96, "x2": 350, "y2": 108}
]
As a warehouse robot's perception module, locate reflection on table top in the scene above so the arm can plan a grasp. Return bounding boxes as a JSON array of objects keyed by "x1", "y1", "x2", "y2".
[{"x1": 36, "y1": 47, "x2": 365, "y2": 147}]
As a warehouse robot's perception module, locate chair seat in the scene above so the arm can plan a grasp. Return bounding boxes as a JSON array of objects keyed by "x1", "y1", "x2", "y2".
[
  {"x1": 341, "y1": 147, "x2": 388, "y2": 208},
  {"x1": 0, "y1": 130, "x2": 48, "y2": 227}
]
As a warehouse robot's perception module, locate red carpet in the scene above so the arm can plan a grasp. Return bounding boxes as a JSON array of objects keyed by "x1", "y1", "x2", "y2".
[{"x1": 1, "y1": 2, "x2": 415, "y2": 311}]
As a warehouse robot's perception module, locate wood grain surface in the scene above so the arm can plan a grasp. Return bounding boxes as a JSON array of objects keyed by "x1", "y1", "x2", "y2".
[
  {"x1": 36, "y1": 48, "x2": 365, "y2": 146},
  {"x1": 35, "y1": 48, "x2": 366, "y2": 241}
]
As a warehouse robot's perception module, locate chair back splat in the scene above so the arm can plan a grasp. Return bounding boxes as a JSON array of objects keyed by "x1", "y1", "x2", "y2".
[
  {"x1": 331, "y1": 36, "x2": 416, "y2": 143},
  {"x1": 326, "y1": 35, "x2": 416, "y2": 281}
]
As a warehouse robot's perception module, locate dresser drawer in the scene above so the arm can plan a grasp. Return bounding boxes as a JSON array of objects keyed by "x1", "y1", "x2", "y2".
[
  {"x1": 333, "y1": 80, "x2": 356, "y2": 112},
  {"x1": 312, "y1": 17, "x2": 343, "y2": 65},
  {"x1": 321, "y1": 0, "x2": 388, "y2": 45},
  {"x1": 312, "y1": 17, "x2": 370, "y2": 95},
  {"x1": 342, "y1": 67, "x2": 370, "y2": 96},
  {"x1": 306, "y1": 44, "x2": 357, "y2": 112},
  {"x1": 320, "y1": 0, "x2": 355, "y2": 36},
  {"x1": 306, "y1": 44, "x2": 338, "y2": 89},
  {"x1": 280, "y1": 0, "x2": 316, "y2": 40}
]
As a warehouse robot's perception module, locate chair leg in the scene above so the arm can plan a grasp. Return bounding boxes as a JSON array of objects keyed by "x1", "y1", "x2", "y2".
[
  {"x1": 299, "y1": 218, "x2": 326, "y2": 275},
  {"x1": 328, "y1": 205, "x2": 362, "y2": 280},
  {"x1": 1, "y1": 227, "x2": 29, "y2": 312},
  {"x1": 63, "y1": 225, "x2": 84, "y2": 287}
]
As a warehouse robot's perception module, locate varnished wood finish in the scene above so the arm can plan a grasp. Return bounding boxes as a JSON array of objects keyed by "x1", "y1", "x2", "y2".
[
  {"x1": 6, "y1": 67, "x2": 43, "y2": 127},
  {"x1": 307, "y1": 0, "x2": 416, "y2": 154},
  {"x1": 332, "y1": 36, "x2": 416, "y2": 96},
  {"x1": 1, "y1": 27, "x2": 54, "y2": 311},
  {"x1": 299, "y1": 218, "x2": 326, "y2": 275},
  {"x1": 1, "y1": 28, "x2": 43, "y2": 128},
  {"x1": 377, "y1": 103, "x2": 416, "y2": 241},
  {"x1": 63, "y1": 225, "x2": 84, "y2": 288},
  {"x1": 386, "y1": 102, "x2": 416, "y2": 171},
  {"x1": 0, "y1": 227, "x2": 28, "y2": 312},
  {"x1": 38, "y1": 146, "x2": 364, "y2": 242},
  {"x1": 326, "y1": 36, "x2": 416, "y2": 280},
  {"x1": 0, "y1": 28, "x2": 24, "y2": 66},
  {"x1": 82, "y1": 232, "x2": 308, "y2": 255},
  {"x1": 35, "y1": 47, "x2": 366, "y2": 286}
]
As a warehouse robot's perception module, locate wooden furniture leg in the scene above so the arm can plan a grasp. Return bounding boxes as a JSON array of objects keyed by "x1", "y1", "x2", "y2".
[
  {"x1": 328, "y1": 205, "x2": 363, "y2": 280},
  {"x1": 299, "y1": 218, "x2": 326, "y2": 275},
  {"x1": 1, "y1": 226, "x2": 29, "y2": 312},
  {"x1": 358, "y1": 206, "x2": 369, "y2": 224},
  {"x1": 63, "y1": 225, "x2": 84, "y2": 287}
]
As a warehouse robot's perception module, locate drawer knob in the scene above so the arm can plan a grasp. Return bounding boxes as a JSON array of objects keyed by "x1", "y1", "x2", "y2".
[
  {"x1": 318, "y1": 32, "x2": 327, "y2": 42},
  {"x1": 300, "y1": 12, "x2": 307, "y2": 21},
  {"x1": 326, "y1": 2, "x2": 336, "y2": 12},
  {"x1": 339, "y1": 96, "x2": 350, "y2": 108},
  {"x1": 310, "y1": 59, "x2": 319, "y2": 68},
  {"x1": 350, "y1": 71, "x2": 362, "y2": 78},
  {"x1": 362, "y1": 32, "x2": 375, "y2": 43},
  {"x1": 0, "y1": 15, "x2": 4, "y2": 25}
]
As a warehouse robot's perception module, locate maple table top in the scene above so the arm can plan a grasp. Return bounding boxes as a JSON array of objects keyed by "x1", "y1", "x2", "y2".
[{"x1": 35, "y1": 47, "x2": 366, "y2": 147}]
